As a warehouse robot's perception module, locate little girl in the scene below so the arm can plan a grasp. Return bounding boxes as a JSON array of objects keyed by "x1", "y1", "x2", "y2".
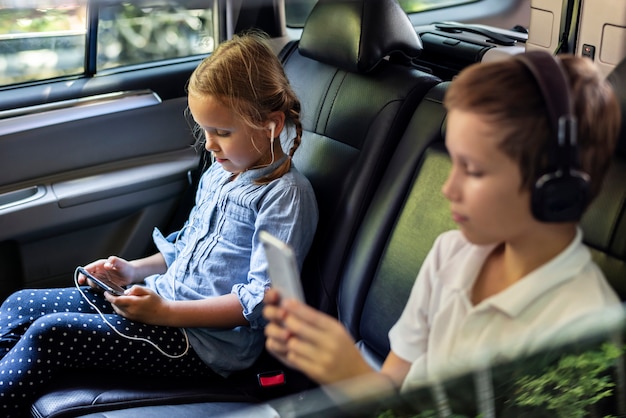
[{"x1": 0, "y1": 31, "x2": 318, "y2": 417}]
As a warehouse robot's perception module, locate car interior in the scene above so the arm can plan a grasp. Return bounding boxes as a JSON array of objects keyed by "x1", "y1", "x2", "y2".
[{"x1": 0, "y1": 0, "x2": 625, "y2": 417}]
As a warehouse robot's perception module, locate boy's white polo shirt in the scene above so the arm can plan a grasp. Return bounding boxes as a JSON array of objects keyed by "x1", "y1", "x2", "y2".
[{"x1": 388, "y1": 228, "x2": 620, "y2": 391}]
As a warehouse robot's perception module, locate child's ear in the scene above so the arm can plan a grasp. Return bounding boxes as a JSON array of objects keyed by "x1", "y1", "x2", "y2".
[{"x1": 266, "y1": 112, "x2": 286, "y2": 139}]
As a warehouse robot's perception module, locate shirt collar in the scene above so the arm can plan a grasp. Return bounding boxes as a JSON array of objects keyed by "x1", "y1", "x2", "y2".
[
  {"x1": 220, "y1": 155, "x2": 289, "y2": 184},
  {"x1": 479, "y1": 227, "x2": 589, "y2": 317}
]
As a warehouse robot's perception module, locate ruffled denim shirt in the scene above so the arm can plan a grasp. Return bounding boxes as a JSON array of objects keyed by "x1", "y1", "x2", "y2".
[{"x1": 144, "y1": 157, "x2": 318, "y2": 376}]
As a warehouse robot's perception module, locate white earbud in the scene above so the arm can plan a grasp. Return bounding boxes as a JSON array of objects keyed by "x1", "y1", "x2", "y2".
[{"x1": 268, "y1": 121, "x2": 276, "y2": 143}]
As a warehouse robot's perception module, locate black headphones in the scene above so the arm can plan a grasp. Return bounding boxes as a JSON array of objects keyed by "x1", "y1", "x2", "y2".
[{"x1": 516, "y1": 50, "x2": 590, "y2": 223}]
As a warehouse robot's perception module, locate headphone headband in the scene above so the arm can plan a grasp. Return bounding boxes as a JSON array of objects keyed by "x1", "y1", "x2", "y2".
[{"x1": 516, "y1": 51, "x2": 575, "y2": 144}]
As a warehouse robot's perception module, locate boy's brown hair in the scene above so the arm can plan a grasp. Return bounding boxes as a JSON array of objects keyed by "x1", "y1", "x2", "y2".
[{"x1": 443, "y1": 54, "x2": 621, "y2": 203}]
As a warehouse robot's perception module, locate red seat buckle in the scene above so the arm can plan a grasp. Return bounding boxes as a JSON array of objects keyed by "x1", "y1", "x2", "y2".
[{"x1": 257, "y1": 371, "x2": 286, "y2": 387}]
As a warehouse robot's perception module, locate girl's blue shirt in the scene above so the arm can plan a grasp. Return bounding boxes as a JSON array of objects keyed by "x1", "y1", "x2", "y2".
[{"x1": 144, "y1": 156, "x2": 318, "y2": 376}]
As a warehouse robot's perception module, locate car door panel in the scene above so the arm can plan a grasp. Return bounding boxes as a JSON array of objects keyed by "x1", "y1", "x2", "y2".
[
  {"x1": 0, "y1": 95, "x2": 195, "y2": 187},
  {"x1": 0, "y1": 76, "x2": 200, "y2": 299}
]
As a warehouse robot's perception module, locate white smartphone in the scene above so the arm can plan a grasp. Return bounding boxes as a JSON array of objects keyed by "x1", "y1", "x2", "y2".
[{"x1": 259, "y1": 230, "x2": 305, "y2": 303}]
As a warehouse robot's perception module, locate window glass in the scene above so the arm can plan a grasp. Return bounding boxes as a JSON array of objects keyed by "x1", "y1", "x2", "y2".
[
  {"x1": 285, "y1": 0, "x2": 480, "y2": 27},
  {"x1": 97, "y1": 1, "x2": 215, "y2": 71},
  {"x1": 285, "y1": 0, "x2": 316, "y2": 28},
  {"x1": 0, "y1": 0, "x2": 87, "y2": 85},
  {"x1": 0, "y1": 0, "x2": 215, "y2": 87}
]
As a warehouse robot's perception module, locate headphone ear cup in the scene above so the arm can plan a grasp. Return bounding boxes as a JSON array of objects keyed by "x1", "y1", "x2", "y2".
[
  {"x1": 531, "y1": 170, "x2": 590, "y2": 222},
  {"x1": 516, "y1": 51, "x2": 591, "y2": 223}
]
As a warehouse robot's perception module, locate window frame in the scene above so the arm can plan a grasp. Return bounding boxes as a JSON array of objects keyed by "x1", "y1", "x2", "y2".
[{"x1": 0, "y1": 59, "x2": 200, "y2": 112}]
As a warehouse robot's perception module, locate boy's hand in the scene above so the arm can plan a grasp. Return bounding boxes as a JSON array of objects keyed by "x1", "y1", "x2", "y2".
[
  {"x1": 263, "y1": 289, "x2": 291, "y2": 361},
  {"x1": 263, "y1": 289, "x2": 372, "y2": 385}
]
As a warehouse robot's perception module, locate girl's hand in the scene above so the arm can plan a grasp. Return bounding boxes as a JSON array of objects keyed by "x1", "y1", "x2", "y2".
[
  {"x1": 78, "y1": 256, "x2": 136, "y2": 289},
  {"x1": 263, "y1": 289, "x2": 373, "y2": 385},
  {"x1": 105, "y1": 286, "x2": 171, "y2": 325}
]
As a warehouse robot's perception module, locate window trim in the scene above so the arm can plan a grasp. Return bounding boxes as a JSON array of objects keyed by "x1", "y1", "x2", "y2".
[
  {"x1": 0, "y1": 90, "x2": 161, "y2": 131},
  {"x1": 0, "y1": 59, "x2": 200, "y2": 112},
  {"x1": 85, "y1": 0, "x2": 99, "y2": 76}
]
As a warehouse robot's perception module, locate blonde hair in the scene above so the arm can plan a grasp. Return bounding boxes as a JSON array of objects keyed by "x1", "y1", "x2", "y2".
[{"x1": 188, "y1": 31, "x2": 303, "y2": 184}]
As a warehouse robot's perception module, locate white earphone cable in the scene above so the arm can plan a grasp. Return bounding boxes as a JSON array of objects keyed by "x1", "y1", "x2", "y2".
[
  {"x1": 269, "y1": 123, "x2": 276, "y2": 165},
  {"x1": 74, "y1": 267, "x2": 190, "y2": 359}
]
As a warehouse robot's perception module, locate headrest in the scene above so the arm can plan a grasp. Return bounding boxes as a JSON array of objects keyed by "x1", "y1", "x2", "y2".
[
  {"x1": 298, "y1": 0, "x2": 423, "y2": 73},
  {"x1": 607, "y1": 58, "x2": 626, "y2": 157}
]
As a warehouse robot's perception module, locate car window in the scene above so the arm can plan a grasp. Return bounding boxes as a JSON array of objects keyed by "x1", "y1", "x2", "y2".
[
  {"x1": 0, "y1": 2, "x2": 87, "y2": 85},
  {"x1": 97, "y1": 2, "x2": 214, "y2": 72},
  {"x1": 285, "y1": 0, "x2": 480, "y2": 27},
  {"x1": 0, "y1": 0, "x2": 215, "y2": 87}
]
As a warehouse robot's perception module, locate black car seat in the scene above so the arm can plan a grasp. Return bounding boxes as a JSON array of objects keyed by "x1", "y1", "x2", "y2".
[
  {"x1": 281, "y1": 0, "x2": 440, "y2": 315},
  {"x1": 337, "y1": 82, "x2": 453, "y2": 368},
  {"x1": 29, "y1": 0, "x2": 441, "y2": 416},
  {"x1": 591, "y1": 56, "x2": 626, "y2": 299}
]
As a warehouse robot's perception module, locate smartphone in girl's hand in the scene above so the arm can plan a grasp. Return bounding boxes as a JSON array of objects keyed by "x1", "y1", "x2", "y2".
[{"x1": 77, "y1": 266, "x2": 126, "y2": 296}]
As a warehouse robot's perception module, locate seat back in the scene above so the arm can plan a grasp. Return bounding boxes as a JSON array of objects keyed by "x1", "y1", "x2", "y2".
[
  {"x1": 281, "y1": 0, "x2": 440, "y2": 314},
  {"x1": 583, "y1": 57, "x2": 626, "y2": 299},
  {"x1": 337, "y1": 82, "x2": 453, "y2": 366}
]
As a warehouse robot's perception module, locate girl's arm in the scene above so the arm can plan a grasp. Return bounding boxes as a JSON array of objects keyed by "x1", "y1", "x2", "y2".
[
  {"x1": 125, "y1": 253, "x2": 168, "y2": 282},
  {"x1": 106, "y1": 287, "x2": 248, "y2": 328}
]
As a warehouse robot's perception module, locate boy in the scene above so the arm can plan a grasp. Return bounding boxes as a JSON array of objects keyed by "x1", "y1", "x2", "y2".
[{"x1": 264, "y1": 51, "x2": 621, "y2": 395}]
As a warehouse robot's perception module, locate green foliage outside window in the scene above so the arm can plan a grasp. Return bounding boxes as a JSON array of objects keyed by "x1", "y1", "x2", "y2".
[
  {"x1": 0, "y1": 7, "x2": 83, "y2": 34},
  {"x1": 376, "y1": 342, "x2": 625, "y2": 418},
  {"x1": 511, "y1": 342, "x2": 623, "y2": 418}
]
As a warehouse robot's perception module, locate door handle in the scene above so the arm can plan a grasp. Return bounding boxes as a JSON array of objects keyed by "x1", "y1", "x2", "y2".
[{"x1": 0, "y1": 185, "x2": 46, "y2": 210}]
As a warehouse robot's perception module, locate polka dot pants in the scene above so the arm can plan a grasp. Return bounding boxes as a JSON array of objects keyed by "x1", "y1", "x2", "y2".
[{"x1": 0, "y1": 287, "x2": 214, "y2": 417}]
